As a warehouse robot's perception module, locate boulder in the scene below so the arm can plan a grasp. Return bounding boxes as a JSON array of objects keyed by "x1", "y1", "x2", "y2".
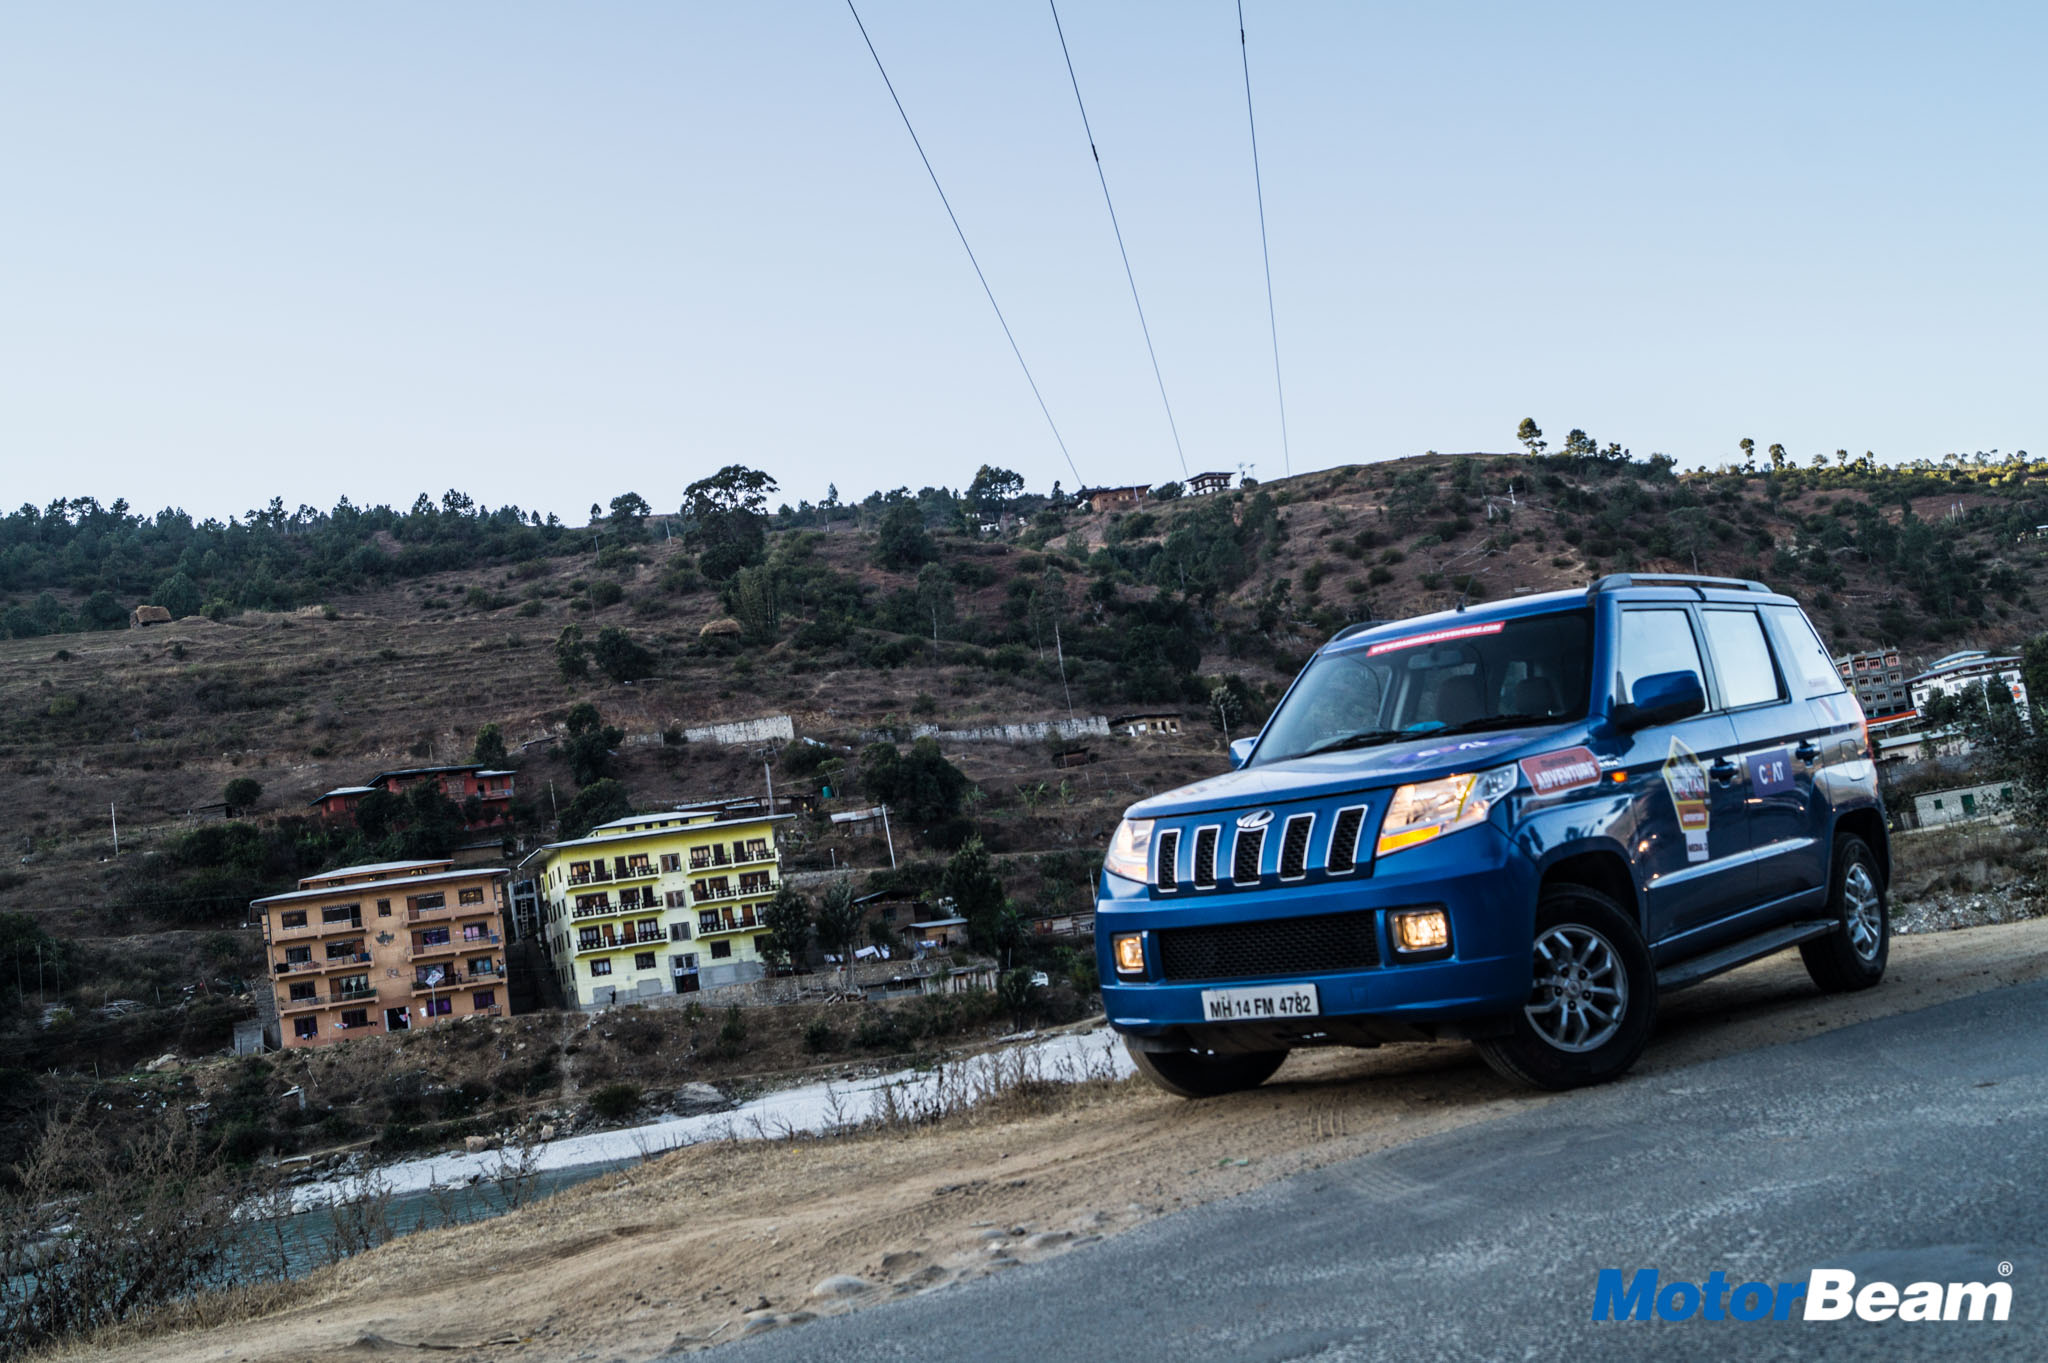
[
  {"x1": 673, "y1": 1082, "x2": 729, "y2": 1115},
  {"x1": 698, "y1": 617, "x2": 743, "y2": 638},
  {"x1": 810, "y1": 1275, "x2": 875, "y2": 1301},
  {"x1": 463, "y1": 1135, "x2": 495, "y2": 1153},
  {"x1": 130, "y1": 605, "x2": 172, "y2": 628},
  {"x1": 144, "y1": 1053, "x2": 180, "y2": 1073}
]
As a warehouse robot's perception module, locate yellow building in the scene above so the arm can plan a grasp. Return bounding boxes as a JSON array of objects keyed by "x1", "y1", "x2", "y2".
[{"x1": 521, "y1": 806, "x2": 788, "y2": 1008}]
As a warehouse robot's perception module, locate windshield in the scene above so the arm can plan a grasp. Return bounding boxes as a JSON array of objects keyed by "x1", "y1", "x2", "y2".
[{"x1": 1252, "y1": 610, "x2": 1593, "y2": 764}]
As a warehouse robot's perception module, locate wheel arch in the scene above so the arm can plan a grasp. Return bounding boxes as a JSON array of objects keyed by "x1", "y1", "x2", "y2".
[
  {"x1": 1537, "y1": 843, "x2": 1642, "y2": 927},
  {"x1": 1832, "y1": 805, "x2": 1890, "y2": 886}
]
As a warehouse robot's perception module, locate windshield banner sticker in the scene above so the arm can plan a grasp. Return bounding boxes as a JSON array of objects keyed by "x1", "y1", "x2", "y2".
[
  {"x1": 1519, "y1": 746, "x2": 1599, "y2": 796},
  {"x1": 1747, "y1": 748, "x2": 1793, "y2": 796},
  {"x1": 1364, "y1": 620, "x2": 1505, "y2": 656},
  {"x1": 1662, "y1": 737, "x2": 1711, "y2": 862}
]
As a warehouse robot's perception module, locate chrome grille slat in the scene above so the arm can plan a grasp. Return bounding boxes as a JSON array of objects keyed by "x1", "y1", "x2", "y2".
[
  {"x1": 1325, "y1": 806, "x2": 1366, "y2": 875},
  {"x1": 1155, "y1": 829, "x2": 1180, "y2": 892},
  {"x1": 1231, "y1": 828, "x2": 1265, "y2": 885},
  {"x1": 1191, "y1": 827, "x2": 1219, "y2": 888},
  {"x1": 1278, "y1": 813, "x2": 1314, "y2": 880}
]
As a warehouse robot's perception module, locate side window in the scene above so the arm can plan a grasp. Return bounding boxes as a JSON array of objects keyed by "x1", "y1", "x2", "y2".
[
  {"x1": 1615, "y1": 609, "x2": 1705, "y2": 705},
  {"x1": 1762, "y1": 604, "x2": 1846, "y2": 698},
  {"x1": 1699, "y1": 609, "x2": 1784, "y2": 709}
]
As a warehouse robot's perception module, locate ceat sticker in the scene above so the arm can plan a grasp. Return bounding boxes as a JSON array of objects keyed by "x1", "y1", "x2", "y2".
[
  {"x1": 1364, "y1": 620, "x2": 1505, "y2": 656},
  {"x1": 1519, "y1": 746, "x2": 1600, "y2": 796},
  {"x1": 1661, "y1": 737, "x2": 1711, "y2": 863},
  {"x1": 1747, "y1": 748, "x2": 1794, "y2": 796}
]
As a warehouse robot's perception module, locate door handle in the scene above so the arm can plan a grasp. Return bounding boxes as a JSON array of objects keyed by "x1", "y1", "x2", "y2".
[
  {"x1": 1794, "y1": 740, "x2": 1820, "y2": 762},
  {"x1": 1709, "y1": 759, "x2": 1740, "y2": 784}
]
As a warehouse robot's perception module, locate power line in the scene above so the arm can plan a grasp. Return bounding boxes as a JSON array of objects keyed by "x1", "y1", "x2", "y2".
[
  {"x1": 1046, "y1": 0, "x2": 1189, "y2": 480},
  {"x1": 1236, "y1": 0, "x2": 1291, "y2": 477},
  {"x1": 844, "y1": 0, "x2": 1083, "y2": 489}
]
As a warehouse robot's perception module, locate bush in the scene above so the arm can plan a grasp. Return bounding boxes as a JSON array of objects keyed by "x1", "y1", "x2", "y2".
[
  {"x1": 589, "y1": 1082, "x2": 641, "y2": 1120},
  {"x1": 803, "y1": 1017, "x2": 837, "y2": 1054},
  {"x1": 715, "y1": 1005, "x2": 748, "y2": 1059}
]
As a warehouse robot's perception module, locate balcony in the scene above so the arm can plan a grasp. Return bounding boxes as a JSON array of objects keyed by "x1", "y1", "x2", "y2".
[
  {"x1": 571, "y1": 862, "x2": 657, "y2": 886},
  {"x1": 688, "y1": 847, "x2": 778, "y2": 872},
  {"x1": 566, "y1": 868, "x2": 613, "y2": 887},
  {"x1": 307, "y1": 952, "x2": 373, "y2": 973},
  {"x1": 695, "y1": 911, "x2": 762, "y2": 938},
  {"x1": 411, "y1": 969, "x2": 498, "y2": 992},
  {"x1": 408, "y1": 898, "x2": 497, "y2": 922},
  {"x1": 272, "y1": 915, "x2": 361, "y2": 938},
  {"x1": 573, "y1": 928, "x2": 669, "y2": 955},
  {"x1": 281, "y1": 986, "x2": 378, "y2": 1013},
  {"x1": 569, "y1": 898, "x2": 662, "y2": 922},
  {"x1": 410, "y1": 933, "x2": 500, "y2": 960}
]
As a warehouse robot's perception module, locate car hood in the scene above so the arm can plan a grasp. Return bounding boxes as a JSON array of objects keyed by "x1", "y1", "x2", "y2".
[{"x1": 1124, "y1": 724, "x2": 1576, "y2": 820}]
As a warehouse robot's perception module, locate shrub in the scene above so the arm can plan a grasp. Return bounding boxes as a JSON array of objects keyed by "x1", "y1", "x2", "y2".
[
  {"x1": 803, "y1": 1017, "x2": 837, "y2": 1054},
  {"x1": 588, "y1": 1082, "x2": 641, "y2": 1120}
]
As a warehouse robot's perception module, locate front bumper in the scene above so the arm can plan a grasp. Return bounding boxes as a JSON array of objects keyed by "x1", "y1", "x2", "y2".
[{"x1": 1096, "y1": 825, "x2": 1536, "y2": 1051}]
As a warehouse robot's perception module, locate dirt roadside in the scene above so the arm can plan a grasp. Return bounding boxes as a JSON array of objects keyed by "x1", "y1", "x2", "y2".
[{"x1": 74, "y1": 917, "x2": 2048, "y2": 1363}]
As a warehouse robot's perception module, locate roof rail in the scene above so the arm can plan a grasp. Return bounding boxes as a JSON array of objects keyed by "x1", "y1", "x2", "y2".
[
  {"x1": 1586, "y1": 573, "x2": 1771, "y2": 599},
  {"x1": 1329, "y1": 619, "x2": 1391, "y2": 643}
]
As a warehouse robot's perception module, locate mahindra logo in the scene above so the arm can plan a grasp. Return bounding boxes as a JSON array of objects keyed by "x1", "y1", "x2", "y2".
[{"x1": 1236, "y1": 809, "x2": 1274, "y2": 831}]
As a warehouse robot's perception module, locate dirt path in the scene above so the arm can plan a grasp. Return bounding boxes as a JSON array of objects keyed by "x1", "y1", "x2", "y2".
[{"x1": 78, "y1": 918, "x2": 2048, "y2": 1363}]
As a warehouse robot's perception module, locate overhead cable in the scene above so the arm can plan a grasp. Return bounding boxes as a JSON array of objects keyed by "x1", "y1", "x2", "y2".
[
  {"x1": 1236, "y1": 0, "x2": 1291, "y2": 477},
  {"x1": 844, "y1": 0, "x2": 1083, "y2": 487},
  {"x1": 1047, "y1": 0, "x2": 1189, "y2": 479}
]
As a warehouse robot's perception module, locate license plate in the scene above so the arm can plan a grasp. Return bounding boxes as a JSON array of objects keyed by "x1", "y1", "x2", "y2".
[{"x1": 1200, "y1": 982, "x2": 1320, "y2": 1021}]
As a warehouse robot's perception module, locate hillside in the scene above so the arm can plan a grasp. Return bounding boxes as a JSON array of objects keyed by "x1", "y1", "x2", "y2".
[{"x1": 4, "y1": 448, "x2": 2047, "y2": 1093}]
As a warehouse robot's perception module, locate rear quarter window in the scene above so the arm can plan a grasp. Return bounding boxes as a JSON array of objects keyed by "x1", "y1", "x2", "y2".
[{"x1": 1762, "y1": 604, "x2": 1848, "y2": 698}]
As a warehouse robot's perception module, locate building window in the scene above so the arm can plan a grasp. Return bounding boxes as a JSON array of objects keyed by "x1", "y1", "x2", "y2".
[
  {"x1": 635, "y1": 952, "x2": 656, "y2": 970},
  {"x1": 462, "y1": 923, "x2": 491, "y2": 942},
  {"x1": 578, "y1": 929, "x2": 601, "y2": 950},
  {"x1": 660, "y1": 853, "x2": 682, "y2": 872},
  {"x1": 424, "y1": 996, "x2": 452, "y2": 1017},
  {"x1": 472, "y1": 990, "x2": 496, "y2": 1010},
  {"x1": 377, "y1": 899, "x2": 391, "y2": 917},
  {"x1": 710, "y1": 940, "x2": 732, "y2": 960},
  {"x1": 288, "y1": 981, "x2": 316, "y2": 1001},
  {"x1": 322, "y1": 904, "x2": 360, "y2": 924},
  {"x1": 590, "y1": 959, "x2": 613, "y2": 976},
  {"x1": 280, "y1": 910, "x2": 308, "y2": 929},
  {"x1": 417, "y1": 927, "x2": 450, "y2": 947},
  {"x1": 285, "y1": 946, "x2": 312, "y2": 965},
  {"x1": 326, "y1": 939, "x2": 363, "y2": 960},
  {"x1": 699, "y1": 912, "x2": 719, "y2": 935},
  {"x1": 459, "y1": 887, "x2": 485, "y2": 906},
  {"x1": 468, "y1": 956, "x2": 495, "y2": 976},
  {"x1": 670, "y1": 922, "x2": 692, "y2": 942},
  {"x1": 413, "y1": 892, "x2": 446, "y2": 912},
  {"x1": 294, "y1": 1017, "x2": 319, "y2": 1039},
  {"x1": 339, "y1": 1009, "x2": 371, "y2": 1030}
]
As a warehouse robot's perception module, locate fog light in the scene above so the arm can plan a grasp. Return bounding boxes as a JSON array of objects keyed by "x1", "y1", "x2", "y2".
[
  {"x1": 1391, "y1": 908, "x2": 1449, "y2": 954},
  {"x1": 1113, "y1": 933, "x2": 1146, "y2": 975}
]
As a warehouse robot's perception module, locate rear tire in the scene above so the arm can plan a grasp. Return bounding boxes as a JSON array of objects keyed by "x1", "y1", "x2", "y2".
[
  {"x1": 1475, "y1": 883, "x2": 1656, "y2": 1091},
  {"x1": 1800, "y1": 835, "x2": 1888, "y2": 993},
  {"x1": 1126, "y1": 1042, "x2": 1287, "y2": 1099}
]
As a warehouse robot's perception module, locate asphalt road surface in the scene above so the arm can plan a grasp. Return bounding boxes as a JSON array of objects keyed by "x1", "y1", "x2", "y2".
[{"x1": 687, "y1": 979, "x2": 2048, "y2": 1362}]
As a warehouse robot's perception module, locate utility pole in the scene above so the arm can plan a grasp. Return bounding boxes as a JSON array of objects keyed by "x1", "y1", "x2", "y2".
[
  {"x1": 1054, "y1": 621, "x2": 1075, "y2": 722},
  {"x1": 110, "y1": 803, "x2": 118, "y2": 856},
  {"x1": 763, "y1": 759, "x2": 775, "y2": 811},
  {"x1": 879, "y1": 805, "x2": 897, "y2": 869}
]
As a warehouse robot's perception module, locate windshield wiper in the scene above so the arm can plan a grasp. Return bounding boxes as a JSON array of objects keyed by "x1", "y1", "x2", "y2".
[
  {"x1": 1295, "y1": 729, "x2": 1410, "y2": 758},
  {"x1": 1430, "y1": 712, "x2": 1561, "y2": 737}
]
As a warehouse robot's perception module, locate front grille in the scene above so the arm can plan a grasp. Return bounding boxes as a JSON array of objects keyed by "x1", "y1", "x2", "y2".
[
  {"x1": 1232, "y1": 827, "x2": 1265, "y2": 884},
  {"x1": 1326, "y1": 807, "x2": 1365, "y2": 875},
  {"x1": 1157, "y1": 909, "x2": 1382, "y2": 982},
  {"x1": 1154, "y1": 829, "x2": 1180, "y2": 892},
  {"x1": 1191, "y1": 827, "x2": 1219, "y2": 888},
  {"x1": 1278, "y1": 814, "x2": 1314, "y2": 880}
]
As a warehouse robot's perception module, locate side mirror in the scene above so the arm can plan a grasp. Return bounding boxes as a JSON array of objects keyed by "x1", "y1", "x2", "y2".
[
  {"x1": 1616, "y1": 670, "x2": 1706, "y2": 731},
  {"x1": 1229, "y1": 737, "x2": 1257, "y2": 769}
]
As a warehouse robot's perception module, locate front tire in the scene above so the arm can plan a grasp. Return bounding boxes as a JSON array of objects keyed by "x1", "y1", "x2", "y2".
[
  {"x1": 1800, "y1": 834, "x2": 1888, "y2": 993},
  {"x1": 1127, "y1": 1042, "x2": 1287, "y2": 1099},
  {"x1": 1475, "y1": 884, "x2": 1656, "y2": 1090}
]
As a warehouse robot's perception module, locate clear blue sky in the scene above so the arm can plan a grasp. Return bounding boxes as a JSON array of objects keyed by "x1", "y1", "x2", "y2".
[{"x1": 3, "y1": 2, "x2": 2042, "y2": 522}]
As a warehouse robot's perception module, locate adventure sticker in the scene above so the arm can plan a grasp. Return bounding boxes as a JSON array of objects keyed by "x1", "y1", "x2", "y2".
[
  {"x1": 1520, "y1": 746, "x2": 1600, "y2": 797},
  {"x1": 1661, "y1": 737, "x2": 1711, "y2": 863},
  {"x1": 1747, "y1": 748, "x2": 1794, "y2": 796},
  {"x1": 1363, "y1": 620, "x2": 1505, "y2": 656}
]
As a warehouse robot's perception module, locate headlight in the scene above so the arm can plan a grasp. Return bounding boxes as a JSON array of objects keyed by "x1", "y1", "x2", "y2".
[
  {"x1": 1375, "y1": 765, "x2": 1517, "y2": 858},
  {"x1": 1104, "y1": 818, "x2": 1155, "y2": 882}
]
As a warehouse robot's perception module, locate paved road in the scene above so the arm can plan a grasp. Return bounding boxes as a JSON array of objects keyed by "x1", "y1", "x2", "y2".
[{"x1": 688, "y1": 979, "x2": 2048, "y2": 1362}]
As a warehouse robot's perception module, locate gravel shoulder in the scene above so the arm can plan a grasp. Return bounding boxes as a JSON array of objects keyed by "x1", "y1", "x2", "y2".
[{"x1": 72, "y1": 916, "x2": 2048, "y2": 1363}]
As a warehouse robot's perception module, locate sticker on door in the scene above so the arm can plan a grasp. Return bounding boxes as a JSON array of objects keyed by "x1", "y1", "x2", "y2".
[
  {"x1": 1662, "y1": 737, "x2": 1711, "y2": 863},
  {"x1": 1747, "y1": 748, "x2": 1793, "y2": 796}
]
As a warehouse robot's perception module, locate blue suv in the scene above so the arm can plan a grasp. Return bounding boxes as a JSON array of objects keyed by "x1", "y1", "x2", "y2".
[{"x1": 1096, "y1": 575, "x2": 1890, "y2": 1095}]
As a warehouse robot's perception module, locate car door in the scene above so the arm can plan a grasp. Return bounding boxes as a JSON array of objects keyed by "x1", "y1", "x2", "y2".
[
  {"x1": 1610, "y1": 604, "x2": 1755, "y2": 947},
  {"x1": 1698, "y1": 605, "x2": 1826, "y2": 914}
]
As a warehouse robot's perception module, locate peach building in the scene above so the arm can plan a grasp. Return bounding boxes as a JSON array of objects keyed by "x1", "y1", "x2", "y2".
[{"x1": 256, "y1": 858, "x2": 510, "y2": 1047}]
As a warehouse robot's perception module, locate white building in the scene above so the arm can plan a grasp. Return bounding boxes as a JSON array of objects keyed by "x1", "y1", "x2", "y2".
[{"x1": 1909, "y1": 650, "x2": 2029, "y2": 712}]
